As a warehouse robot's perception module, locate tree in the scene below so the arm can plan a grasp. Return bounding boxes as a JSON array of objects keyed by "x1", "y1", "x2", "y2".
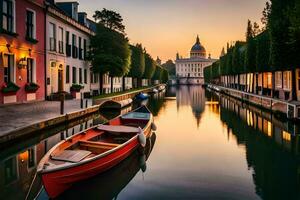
[
  {"x1": 161, "y1": 69, "x2": 169, "y2": 84},
  {"x1": 90, "y1": 22, "x2": 131, "y2": 94},
  {"x1": 261, "y1": 1, "x2": 271, "y2": 31},
  {"x1": 162, "y1": 60, "x2": 176, "y2": 76},
  {"x1": 244, "y1": 20, "x2": 257, "y2": 92},
  {"x1": 269, "y1": 0, "x2": 296, "y2": 99},
  {"x1": 93, "y1": 8, "x2": 125, "y2": 34},
  {"x1": 128, "y1": 44, "x2": 145, "y2": 88},
  {"x1": 152, "y1": 65, "x2": 163, "y2": 83},
  {"x1": 143, "y1": 52, "x2": 156, "y2": 84}
]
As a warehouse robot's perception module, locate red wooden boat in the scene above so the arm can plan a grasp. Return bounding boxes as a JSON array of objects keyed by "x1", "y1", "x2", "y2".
[{"x1": 37, "y1": 106, "x2": 154, "y2": 198}]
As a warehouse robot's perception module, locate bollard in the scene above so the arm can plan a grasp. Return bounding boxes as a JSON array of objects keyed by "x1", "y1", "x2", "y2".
[
  {"x1": 86, "y1": 99, "x2": 88, "y2": 108},
  {"x1": 60, "y1": 93, "x2": 65, "y2": 115},
  {"x1": 80, "y1": 92, "x2": 83, "y2": 109}
]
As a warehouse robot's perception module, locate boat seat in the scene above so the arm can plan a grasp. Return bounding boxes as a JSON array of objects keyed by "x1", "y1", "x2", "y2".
[
  {"x1": 97, "y1": 125, "x2": 140, "y2": 133},
  {"x1": 121, "y1": 112, "x2": 150, "y2": 120},
  {"x1": 51, "y1": 150, "x2": 92, "y2": 163}
]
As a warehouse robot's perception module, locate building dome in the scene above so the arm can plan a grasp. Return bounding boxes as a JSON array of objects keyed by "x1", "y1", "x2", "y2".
[{"x1": 190, "y1": 35, "x2": 206, "y2": 58}]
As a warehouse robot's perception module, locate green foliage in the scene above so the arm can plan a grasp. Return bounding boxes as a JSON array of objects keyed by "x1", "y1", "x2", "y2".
[
  {"x1": 128, "y1": 44, "x2": 145, "y2": 78},
  {"x1": 70, "y1": 84, "x2": 84, "y2": 92},
  {"x1": 232, "y1": 41, "x2": 246, "y2": 74},
  {"x1": 289, "y1": 0, "x2": 300, "y2": 67},
  {"x1": 256, "y1": 31, "x2": 271, "y2": 72},
  {"x1": 161, "y1": 69, "x2": 169, "y2": 83},
  {"x1": 1, "y1": 82, "x2": 20, "y2": 93},
  {"x1": 245, "y1": 20, "x2": 257, "y2": 73},
  {"x1": 152, "y1": 65, "x2": 163, "y2": 81},
  {"x1": 25, "y1": 82, "x2": 40, "y2": 92},
  {"x1": 162, "y1": 60, "x2": 176, "y2": 76},
  {"x1": 143, "y1": 53, "x2": 156, "y2": 79},
  {"x1": 269, "y1": 0, "x2": 294, "y2": 70},
  {"x1": 93, "y1": 8, "x2": 125, "y2": 33},
  {"x1": 90, "y1": 24, "x2": 131, "y2": 77}
]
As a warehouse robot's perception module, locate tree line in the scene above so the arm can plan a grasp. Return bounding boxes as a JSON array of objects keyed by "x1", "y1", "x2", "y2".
[
  {"x1": 204, "y1": 0, "x2": 300, "y2": 100},
  {"x1": 89, "y1": 8, "x2": 169, "y2": 94}
]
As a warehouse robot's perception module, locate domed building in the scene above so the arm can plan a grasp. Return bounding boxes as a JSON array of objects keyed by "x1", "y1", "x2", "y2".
[{"x1": 175, "y1": 35, "x2": 217, "y2": 85}]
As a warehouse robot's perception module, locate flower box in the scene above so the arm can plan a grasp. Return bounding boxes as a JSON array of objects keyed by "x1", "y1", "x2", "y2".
[
  {"x1": 70, "y1": 84, "x2": 84, "y2": 92},
  {"x1": 1, "y1": 82, "x2": 20, "y2": 95},
  {"x1": 25, "y1": 82, "x2": 40, "y2": 93}
]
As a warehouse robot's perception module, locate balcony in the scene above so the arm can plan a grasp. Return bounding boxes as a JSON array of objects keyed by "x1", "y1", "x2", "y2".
[{"x1": 66, "y1": 44, "x2": 71, "y2": 57}]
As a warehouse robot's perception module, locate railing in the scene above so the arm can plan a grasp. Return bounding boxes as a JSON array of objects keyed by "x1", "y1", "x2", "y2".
[{"x1": 209, "y1": 84, "x2": 300, "y2": 119}]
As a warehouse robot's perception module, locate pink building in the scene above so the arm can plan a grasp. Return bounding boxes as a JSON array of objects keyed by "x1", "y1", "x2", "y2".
[{"x1": 0, "y1": 0, "x2": 46, "y2": 104}]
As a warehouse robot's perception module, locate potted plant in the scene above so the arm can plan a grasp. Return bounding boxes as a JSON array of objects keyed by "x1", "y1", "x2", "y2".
[
  {"x1": 70, "y1": 84, "x2": 84, "y2": 99},
  {"x1": 1, "y1": 82, "x2": 20, "y2": 95},
  {"x1": 25, "y1": 82, "x2": 40, "y2": 93}
]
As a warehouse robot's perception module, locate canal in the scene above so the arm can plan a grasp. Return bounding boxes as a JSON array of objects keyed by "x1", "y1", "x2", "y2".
[{"x1": 1, "y1": 86, "x2": 300, "y2": 200}]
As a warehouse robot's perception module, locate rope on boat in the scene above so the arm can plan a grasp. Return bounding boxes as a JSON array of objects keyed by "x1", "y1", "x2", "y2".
[{"x1": 25, "y1": 171, "x2": 38, "y2": 200}]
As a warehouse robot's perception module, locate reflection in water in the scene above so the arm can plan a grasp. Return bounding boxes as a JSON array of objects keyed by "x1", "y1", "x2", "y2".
[
  {"x1": 219, "y1": 95, "x2": 300, "y2": 200},
  {"x1": 58, "y1": 133, "x2": 157, "y2": 200},
  {"x1": 1, "y1": 87, "x2": 300, "y2": 200},
  {"x1": 176, "y1": 86, "x2": 206, "y2": 126}
]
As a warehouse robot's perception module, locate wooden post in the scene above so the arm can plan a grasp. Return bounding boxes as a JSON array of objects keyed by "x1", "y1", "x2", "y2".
[{"x1": 60, "y1": 93, "x2": 65, "y2": 115}]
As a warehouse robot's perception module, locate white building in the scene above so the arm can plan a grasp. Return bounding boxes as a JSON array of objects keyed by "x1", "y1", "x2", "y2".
[
  {"x1": 176, "y1": 36, "x2": 217, "y2": 85},
  {"x1": 45, "y1": 1, "x2": 94, "y2": 99}
]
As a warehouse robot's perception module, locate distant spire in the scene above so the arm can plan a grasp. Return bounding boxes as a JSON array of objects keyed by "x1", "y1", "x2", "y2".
[
  {"x1": 176, "y1": 52, "x2": 180, "y2": 60},
  {"x1": 196, "y1": 35, "x2": 200, "y2": 44}
]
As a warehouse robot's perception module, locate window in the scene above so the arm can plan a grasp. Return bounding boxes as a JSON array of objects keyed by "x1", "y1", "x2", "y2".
[
  {"x1": 4, "y1": 157, "x2": 18, "y2": 185},
  {"x1": 3, "y1": 54, "x2": 14, "y2": 83},
  {"x1": 66, "y1": 65, "x2": 70, "y2": 83},
  {"x1": 275, "y1": 72, "x2": 282, "y2": 89},
  {"x1": 1, "y1": 0, "x2": 14, "y2": 32},
  {"x1": 72, "y1": 67, "x2": 76, "y2": 83},
  {"x1": 83, "y1": 39, "x2": 87, "y2": 59},
  {"x1": 27, "y1": 148, "x2": 36, "y2": 169},
  {"x1": 79, "y1": 37, "x2": 83, "y2": 60},
  {"x1": 72, "y1": 34, "x2": 78, "y2": 58},
  {"x1": 49, "y1": 22, "x2": 56, "y2": 51},
  {"x1": 79, "y1": 68, "x2": 82, "y2": 83},
  {"x1": 298, "y1": 70, "x2": 300, "y2": 91},
  {"x1": 90, "y1": 72, "x2": 93, "y2": 84},
  {"x1": 66, "y1": 31, "x2": 71, "y2": 57},
  {"x1": 26, "y1": 10, "x2": 35, "y2": 39},
  {"x1": 58, "y1": 27, "x2": 63, "y2": 53},
  {"x1": 283, "y1": 71, "x2": 291, "y2": 90},
  {"x1": 27, "y1": 58, "x2": 34, "y2": 83},
  {"x1": 84, "y1": 69, "x2": 87, "y2": 84}
]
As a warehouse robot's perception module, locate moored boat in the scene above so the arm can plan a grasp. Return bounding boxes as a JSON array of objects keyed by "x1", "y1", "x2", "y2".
[
  {"x1": 37, "y1": 106, "x2": 154, "y2": 198},
  {"x1": 135, "y1": 92, "x2": 149, "y2": 100}
]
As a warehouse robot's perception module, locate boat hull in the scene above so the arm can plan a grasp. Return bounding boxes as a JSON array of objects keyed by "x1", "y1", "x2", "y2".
[{"x1": 42, "y1": 125, "x2": 151, "y2": 198}]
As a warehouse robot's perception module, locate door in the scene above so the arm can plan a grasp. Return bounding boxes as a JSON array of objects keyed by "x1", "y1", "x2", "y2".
[{"x1": 58, "y1": 69, "x2": 63, "y2": 92}]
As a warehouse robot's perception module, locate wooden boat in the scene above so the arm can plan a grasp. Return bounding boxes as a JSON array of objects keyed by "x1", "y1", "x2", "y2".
[
  {"x1": 99, "y1": 98, "x2": 133, "y2": 110},
  {"x1": 58, "y1": 133, "x2": 156, "y2": 200},
  {"x1": 37, "y1": 106, "x2": 154, "y2": 198}
]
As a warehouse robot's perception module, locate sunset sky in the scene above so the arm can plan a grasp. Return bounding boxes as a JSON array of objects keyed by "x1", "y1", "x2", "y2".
[{"x1": 59, "y1": 0, "x2": 267, "y2": 62}]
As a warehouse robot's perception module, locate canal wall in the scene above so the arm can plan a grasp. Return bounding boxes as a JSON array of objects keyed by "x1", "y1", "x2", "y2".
[
  {"x1": 208, "y1": 84, "x2": 300, "y2": 121},
  {"x1": 0, "y1": 84, "x2": 165, "y2": 146}
]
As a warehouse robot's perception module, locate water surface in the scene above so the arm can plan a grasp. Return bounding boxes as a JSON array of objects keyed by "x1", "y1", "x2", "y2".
[{"x1": 1, "y1": 86, "x2": 300, "y2": 200}]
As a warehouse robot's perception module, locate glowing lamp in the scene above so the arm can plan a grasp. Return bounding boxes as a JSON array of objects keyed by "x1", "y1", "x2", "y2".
[{"x1": 18, "y1": 57, "x2": 27, "y2": 69}]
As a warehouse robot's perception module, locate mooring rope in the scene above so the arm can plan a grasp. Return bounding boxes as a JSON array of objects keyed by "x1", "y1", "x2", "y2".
[{"x1": 25, "y1": 171, "x2": 38, "y2": 200}]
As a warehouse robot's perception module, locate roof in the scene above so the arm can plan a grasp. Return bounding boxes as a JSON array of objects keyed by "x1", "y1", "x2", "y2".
[{"x1": 191, "y1": 35, "x2": 206, "y2": 52}]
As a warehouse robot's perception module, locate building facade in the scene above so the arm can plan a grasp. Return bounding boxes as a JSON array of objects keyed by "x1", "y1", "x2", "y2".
[
  {"x1": 45, "y1": 1, "x2": 94, "y2": 99},
  {"x1": 176, "y1": 36, "x2": 217, "y2": 85},
  {"x1": 0, "y1": 0, "x2": 46, "y2": 104}
]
